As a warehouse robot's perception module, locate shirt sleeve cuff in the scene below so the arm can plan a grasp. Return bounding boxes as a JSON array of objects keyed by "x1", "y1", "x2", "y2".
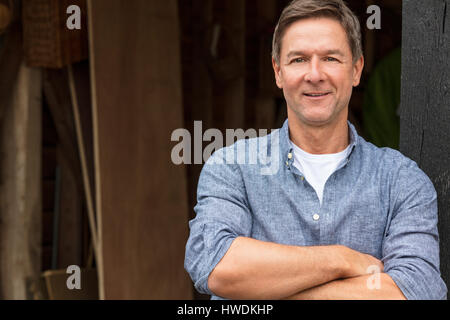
[
  {"x1": 194, "y1": 236, "x2": 237, "y2": 297},
  {"x1": 386, "y1": 270, "x2": 417, "y2": 300},
  {"x1": 386, "y1": 269, "x2": 447, "y2": 300}
]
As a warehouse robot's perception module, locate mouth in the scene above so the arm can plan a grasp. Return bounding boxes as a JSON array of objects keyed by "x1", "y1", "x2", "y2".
[{"x1": 303, "y1": 92, "x2": 331, "y2": 98}]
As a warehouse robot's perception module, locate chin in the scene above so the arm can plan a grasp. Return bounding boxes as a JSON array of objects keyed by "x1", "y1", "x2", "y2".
[
  {"x1": 303, "y1": 118, "x2": 335, "y2": 127},
  {"x1": 288, "y1": 102, "x2": 341, "y2": 125},
  {"x1": 297, "y1": 111, "x2": 335, "y2": 126}
]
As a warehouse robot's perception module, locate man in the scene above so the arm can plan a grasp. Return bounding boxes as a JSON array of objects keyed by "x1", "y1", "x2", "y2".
[{"x1": 184, "y1": 0, "x2": 447, "y2": 300}]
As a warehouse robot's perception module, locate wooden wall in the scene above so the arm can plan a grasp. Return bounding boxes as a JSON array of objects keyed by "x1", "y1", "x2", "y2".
[
  {"x1": 88, "y1": 0, "x2": 192, "y2": 299},
  {"x1": 400, "y1": 0, "x2": 450, "y2": 297}
]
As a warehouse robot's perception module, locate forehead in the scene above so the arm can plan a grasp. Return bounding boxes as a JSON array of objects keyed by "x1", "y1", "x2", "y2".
[{"x1": 281, "y1": 17, "x2": 351, "y2": 56}]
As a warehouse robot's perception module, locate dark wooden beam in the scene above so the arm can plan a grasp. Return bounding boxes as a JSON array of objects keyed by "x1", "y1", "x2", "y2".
[{"x1": 400, "y1": 0, "x2": 450, "y2": 296}]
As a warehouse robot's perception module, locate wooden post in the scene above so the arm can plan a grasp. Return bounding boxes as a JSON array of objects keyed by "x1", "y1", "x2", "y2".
[
  {"x1": 0, "y1": 62, "x2": 42, "y2": 299},
  {"x1": 400, "y1": 0, "x2": 450, "y2": 296}
]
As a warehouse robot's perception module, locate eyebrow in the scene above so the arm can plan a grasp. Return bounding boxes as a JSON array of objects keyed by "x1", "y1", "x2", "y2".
[{"x1": 286, "y1": 49, "x2": 345, "y2": 58}]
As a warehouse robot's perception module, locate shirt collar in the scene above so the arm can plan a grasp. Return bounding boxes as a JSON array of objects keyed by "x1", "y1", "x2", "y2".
[{"x1": 279, "y1": 118, "x2": 359, "y2": 169}]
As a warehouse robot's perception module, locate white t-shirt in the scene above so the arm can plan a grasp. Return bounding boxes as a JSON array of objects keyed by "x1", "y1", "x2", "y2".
[{"x1": 291, "y1": 141, "x2": 351, "y2": 205}]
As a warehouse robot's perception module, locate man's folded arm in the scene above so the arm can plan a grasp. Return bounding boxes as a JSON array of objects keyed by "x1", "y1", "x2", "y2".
[
  {"x1": 206, "y1": 237, "x2": 383, "y2": 300},
  {"x1": 285, "y1": 273, "x2": 406, "y2": 300},
  {"x1": 379, "y1": 160, "x2": 447, "y2": 300},
  {"x1": 207, "y1": 237, "x2": 346, "y2": 299},
  {"x1": 184, "y1": 147, "x2": 383, "y2": 300}
]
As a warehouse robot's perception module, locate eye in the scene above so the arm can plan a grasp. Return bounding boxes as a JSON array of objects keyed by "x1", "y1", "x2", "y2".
[
  {"x1": 292, "y1": 58, "x2": 306, "y2": 63},
  {"x1": 325, "y1": 57, "x2": 339, "y2": 62}
]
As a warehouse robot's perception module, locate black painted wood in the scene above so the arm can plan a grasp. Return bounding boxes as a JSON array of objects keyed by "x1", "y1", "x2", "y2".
[{"x1": 400, "y1": 0, "x2": 450, "y2": 298}]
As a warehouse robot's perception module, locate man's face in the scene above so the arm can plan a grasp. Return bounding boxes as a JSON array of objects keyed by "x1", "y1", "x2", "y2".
[{"x1": 272, "y1": 17, "x2": 364, "y2": 127}]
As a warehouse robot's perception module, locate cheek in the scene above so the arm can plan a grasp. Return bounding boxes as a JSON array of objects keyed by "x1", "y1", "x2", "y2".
[
  {"x1": 282, "y1": 71, "x2": 303, "y2": 89},
  {"x1": 330, "y1": 70, "x2": 354, "y2": 91}
]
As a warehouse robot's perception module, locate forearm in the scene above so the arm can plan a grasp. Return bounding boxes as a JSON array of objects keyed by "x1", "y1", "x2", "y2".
[
  {"x1": 208, "y1": 237, "x2": 348, "y2": 300},
  {"x1": 285, "y1": 273, "x2": 406, "y2": 300}
]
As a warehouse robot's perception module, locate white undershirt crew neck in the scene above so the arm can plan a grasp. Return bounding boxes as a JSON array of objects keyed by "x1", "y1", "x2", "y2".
[{"x1": 290, "y1": 141, "x2": 351, "y2": 205}]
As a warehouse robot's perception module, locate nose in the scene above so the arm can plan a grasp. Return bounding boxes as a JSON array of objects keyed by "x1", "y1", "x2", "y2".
[{"x1": 304, "y1": 57, "x2": 325, "y2": 83}]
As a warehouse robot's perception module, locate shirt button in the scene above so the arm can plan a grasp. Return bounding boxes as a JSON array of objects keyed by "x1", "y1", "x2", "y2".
[
  {"x1": 313, "y1": 214, "x2": 320, "y2": 221},
  {"x1": 288, "y1": 153, "x2": 293, "y2": 159}
]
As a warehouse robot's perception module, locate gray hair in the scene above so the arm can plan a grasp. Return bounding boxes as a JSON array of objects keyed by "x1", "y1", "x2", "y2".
[{"x1": 272, "y1": 0, "x2": 363, "y2": 64}]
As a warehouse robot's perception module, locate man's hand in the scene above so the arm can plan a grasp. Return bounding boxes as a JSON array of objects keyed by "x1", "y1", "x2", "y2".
[
  {"x1": 283, "y1": 247, "x2": 406, "y2": 300},
  {"x1": 285, "y1": 273, "x2": 406, "y2": 300},
  {"x1": 337, "y1": 245, "x2": 384, "y2": 278}
]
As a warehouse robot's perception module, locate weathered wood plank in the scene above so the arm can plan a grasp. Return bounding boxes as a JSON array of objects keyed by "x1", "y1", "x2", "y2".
[
  {"x1": 88, "y1": 0, "x2": 192, "y2": 299},
  {"x1": 0, "y1": 62, "x2": 42, "y2": 299},
  {"x1": 400, "y1": 0, "x2": 450, "y2": 296}
]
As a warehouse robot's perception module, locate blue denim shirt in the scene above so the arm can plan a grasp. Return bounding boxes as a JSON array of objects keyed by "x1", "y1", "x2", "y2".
[{"x1": 184, "y1": 119, "x2": 447, "y2": 300}]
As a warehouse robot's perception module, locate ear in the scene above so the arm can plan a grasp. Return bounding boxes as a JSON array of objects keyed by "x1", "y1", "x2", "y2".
[
  {"x1": 272, "y1": 57, "x2": 283, "y2": 89},
  {"x1": 352, "y1": 55, "x2": 364, "y2": 87}
]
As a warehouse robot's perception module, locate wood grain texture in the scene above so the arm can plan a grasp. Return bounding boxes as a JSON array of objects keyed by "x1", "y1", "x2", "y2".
[
  {"x1": 0, "y1": 62, "x2": 42, "y2": 299},
  {"x1": 400, "y1": 0, "x2": 450, "y2": 297},
  {"x1": 88, "y1": 0, "x2": 192, "y2": 299}
]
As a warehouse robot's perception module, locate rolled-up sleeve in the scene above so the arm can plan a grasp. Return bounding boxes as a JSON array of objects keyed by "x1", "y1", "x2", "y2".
[
  {"x1": 184, "y1": 148, "x2": 253, "y2": 295},
  {"x1": 382, "y1": 159, "x2": 448, "y2": 300}
]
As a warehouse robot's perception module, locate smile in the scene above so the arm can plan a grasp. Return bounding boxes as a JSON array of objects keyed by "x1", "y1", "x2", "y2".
[{"x1": 303, "y1": 92, "x2": 331, "y2": 98}]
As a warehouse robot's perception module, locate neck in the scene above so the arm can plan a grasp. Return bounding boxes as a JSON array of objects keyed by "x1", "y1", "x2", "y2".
[{"x1": 288, "y1": 112, "x2": 350, "y2": 155}]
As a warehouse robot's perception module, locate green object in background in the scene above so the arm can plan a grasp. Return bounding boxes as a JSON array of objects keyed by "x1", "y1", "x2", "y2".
[{"x1": 363, "y1": 47, "x2": 401, "y2": 150}]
